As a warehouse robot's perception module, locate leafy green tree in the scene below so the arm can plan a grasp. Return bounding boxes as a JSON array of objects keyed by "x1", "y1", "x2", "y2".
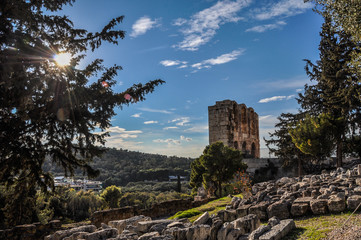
[
  {"x1": 264, "y1": 113, "x2": 310, "y2": 177},
  {"x1": 190, "y1": 142, "x2": 246, "y2": 198},
  {"x1": 289, "y1": 113, "x2": 336, "y2": 161},
  {"x1": 298, "y1": 15, "x2": 360, "y2": 167},
  {"x1": 100, "y1": 185, "x2": 122, "y2": 209},
  {"x1": 0, "y1": 0, "x2": 163, "y2": 226}
]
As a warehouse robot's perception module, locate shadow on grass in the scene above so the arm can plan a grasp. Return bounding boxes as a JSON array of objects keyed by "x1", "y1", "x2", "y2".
[{"x1": 281, "y1": 227, "x2": 307, "y2": 240}]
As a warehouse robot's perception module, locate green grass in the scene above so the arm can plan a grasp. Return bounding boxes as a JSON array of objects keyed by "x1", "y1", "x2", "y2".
[
  {"x1": 168, "y1": 194, "x2": 242, "y2": 222},
  {"x1": 169, "y1": 209, "x2": 203, "y2": 219},
  {"x1": 282, "y1": 211, "x2": 361, "y2": 240}
]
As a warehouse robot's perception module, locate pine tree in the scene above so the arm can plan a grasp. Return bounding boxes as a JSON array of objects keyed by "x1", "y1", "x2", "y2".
[
  {"x1": 289, "y1": 113, "x2": 336, "y2": 161},
  {"x1": 0, "y1": 0, "x2": 164, "y2": 226},
  {"x1": 264, "y1": 113, "x2": 310, "y2": 177},
  {"x1": 298, "y1": 15, "x2": 360, "y2": 167}
]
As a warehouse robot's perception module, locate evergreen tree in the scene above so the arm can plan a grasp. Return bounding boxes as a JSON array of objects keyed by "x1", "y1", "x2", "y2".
[
  {"x1": 298, "y1": 15, "x2": 360, "y2": 167},
  {"x1": 0, "y1": 0, "x2": 163, "y2": 226},
  {"x1": 289, "y1": 113, "x2": 336, "y2": 161},
  {"x1": 311, "y1": 0, "x2": 361, "y2": 79},
  {"x1": 264, "y1": 113, "x2": 310, "y2": 177},
  {"x1": 190, "y1": 142, "x2": 246, "y2": 197}
]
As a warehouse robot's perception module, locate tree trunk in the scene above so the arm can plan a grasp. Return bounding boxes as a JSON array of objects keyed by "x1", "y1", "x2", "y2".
[
  {"x1": 298, "y1": 157, "x2": 303, "y2": 177},
  {"x1": 336, "y1": 140, "x2": 343, "y2": 168},
  {"x1": 218, "y1": 181, "x2": 222, "y2": 198}
]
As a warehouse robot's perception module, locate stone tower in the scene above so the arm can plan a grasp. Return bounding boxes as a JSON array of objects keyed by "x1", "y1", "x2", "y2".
[{"x1": 208, "y1": 100, "x2": 260, "y2": 158}]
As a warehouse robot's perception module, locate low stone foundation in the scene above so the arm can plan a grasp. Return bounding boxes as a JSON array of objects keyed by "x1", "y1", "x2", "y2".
[
  {"x1": 91, "y1": 198, "x2": 211, "y2": 228},
  {"x1": 0, "y1": 220, "x2": 61, "y2": 240}
]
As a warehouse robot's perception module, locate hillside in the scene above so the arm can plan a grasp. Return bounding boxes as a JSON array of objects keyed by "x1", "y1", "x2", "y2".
[{"x1": 43, "y1": 148, "x2": 194, "y2": 187}]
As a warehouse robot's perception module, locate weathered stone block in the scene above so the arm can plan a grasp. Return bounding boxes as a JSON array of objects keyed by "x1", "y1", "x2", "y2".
[
  {"x1": 108, "y1": 215, "x2": 151, "y2": 234},
  {"x1": 186, "y1": 224, "x2": 211, "y2": 240},
  {"x1": 193, "y1": 211, "x2": 210, "y2": 225},
  {"x1": 236, "y1": 204, "x2": 251, "y2": 218},
  {"x1": 328, "y1": 195, "x2": 345, "y2": 213},
  {"x1": 249, "y1": 202, "x2": 268, "y2": 221},
  {"x1": 233, "y1": 214, "x2": 260, "y2": 234},
  {"x1": 84, "y1": 228, "x2": 118, "y2": 240},
  {"x1": 347, "y1": 195, "x2": 361, "y2": 211},
  {"x1": 259, "y1": 219, "x2": 295, "y2": 240},
  {"x1": 267, "y1": 201, "x2": 290, "y2": 220},
  {"x1": 136, "y1": 220, "x2": 173, "y2": 234},
  {"x1": 249, "y1": 225, "x2": 271, "y2": 240},
  {"x1": 45, "y1": 225, "x2": 97, "y2": 240},
  {"x1": 310, "y1": 199, "x2": 328, "y2": 215},
  {"x1": 291, "y1": 203, "x2": 309, "y2": 217},
  {"x1": 138, "y1": 231, "x2": 160, "y2": 240}
]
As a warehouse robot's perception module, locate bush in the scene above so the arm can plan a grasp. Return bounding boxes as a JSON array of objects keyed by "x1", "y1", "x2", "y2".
[{"x1": 100, "y1": 185, "x2": 122, "y2": 208}]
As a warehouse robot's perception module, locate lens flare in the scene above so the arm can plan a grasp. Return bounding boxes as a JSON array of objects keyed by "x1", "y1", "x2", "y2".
[{"x1": 54, "y1": 53, "x2": 71, "y2": 66}]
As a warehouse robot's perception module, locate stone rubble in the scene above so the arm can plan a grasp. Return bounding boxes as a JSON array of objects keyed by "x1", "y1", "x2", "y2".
[{"x1": 45, "y1": 164, "x2": 361, "y2": 240}]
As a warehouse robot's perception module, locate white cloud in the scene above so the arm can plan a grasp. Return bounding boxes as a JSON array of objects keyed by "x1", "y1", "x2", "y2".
[
  {"x1": 246, "y1": 21, "x2": 286, "y2": 33},
  {"x1": 174, "y1": 0, "x2": 251, "y2": 51},
  {"x1": 192, "y1": 49, "x2": 245, "y2": 69},
  {"x1": 258, "y1": 96, "x2": 286, "y2": 103},
  {"x1": 130, "y1": 16, "x2": 159, "y2": 37},
  {"x1": 138, "y1": 107, "x2": 173, "y2": 114},
  {"x1": 163, "y1": 126, "x2": 179, "y2": 130},
  {"x1": 259, "y1": 115, "x2": 279, "y2": 127},
  {"x1": 131, "y1": 113, "x2": 142, "y2": 118},
  {"x1": 172, "y1": 18, "x2": 187, "y2": 26},
  {"x1": 180, "y1": 135, "x2": 192, "y2": 142},
  {"x1": 254, "y1": 0, "x2": 313, "y2": 20},
  {"x1": 170, "y1": 117, "x2": 190, "y2": 126},
  {"x1": 144, "y1": 120, "x2": 158, "y2": 124},
  {"x1": 153, "y1": 135, "x2": 192, "y2": 145},
  {"x1": 160, "y1": 60, "x2": 188, "y2": 67},
  {"x1": 258, "y1": 94, "x2": 295, "y2": 103},
  {"x1": 95, "y1": 126, "x2": 143, "y2": 150},
  {"x1": 153, "y1": 138, "x2": 181, "y2": 145},
  {"x1": 296, "y1": 88, "x2": 303, "y2": 92},
  {"x1": 256, "y1": 76, "x2": 310, "y2": 91},
  {"x1": 286, "y1": 94, "x2": 295, "y2": 100},
  {"x1": 101, "y1": 126, "x2": 142, "y2": 136},
  {"x1": 184, "y1": 124, "x2": 209, "y2": 133}
]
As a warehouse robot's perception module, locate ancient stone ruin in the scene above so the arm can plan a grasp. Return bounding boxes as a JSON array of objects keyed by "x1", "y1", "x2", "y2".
[
  {"x1": 43, "y1": 163, "x2": 361, "y2": 240},
  {"x1": 208, "y1": 100, "x2": 260, "y2": 158}
]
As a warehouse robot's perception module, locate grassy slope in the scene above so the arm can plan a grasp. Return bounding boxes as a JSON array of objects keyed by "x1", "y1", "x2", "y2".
[
  {"x1": 169, "y1": 196, "x2": 361, "y2": 239},
  {"x1": 169, "y1": 194, "x2": 242, "y2": 222}
]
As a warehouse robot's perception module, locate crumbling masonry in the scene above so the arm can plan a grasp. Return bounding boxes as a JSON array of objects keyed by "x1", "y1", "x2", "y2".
[{"x1": 208, "y1": 100, "x2": 260, "y2": 158}]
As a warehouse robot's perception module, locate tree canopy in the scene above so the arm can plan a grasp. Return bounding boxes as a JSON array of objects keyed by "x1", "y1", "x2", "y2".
[
  {"x1": 190, "y1": 142, "x2": 246, "y2": 197},
  {"x1": 267, "y1": 9, "x2": 361, "y2": 171},
  {"x1": 0, "y1": 0, "x2": 163, "y2": 226}
]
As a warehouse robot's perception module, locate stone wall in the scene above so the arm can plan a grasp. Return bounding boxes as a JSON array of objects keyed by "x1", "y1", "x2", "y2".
[
  {"x1": 208, "y1": 100, "x2": 260, "y2": 158},
  {"x1": 0, "y1": 220, "x2": 61, "y2": 240},
  {"x1": 91, "y1": 198, "x2": 211, "y2": 228}
]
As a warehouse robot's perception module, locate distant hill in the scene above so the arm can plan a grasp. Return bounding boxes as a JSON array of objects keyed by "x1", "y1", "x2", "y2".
[{"x1": 43, "y1": 148, "x2": 194, "y2": 187}]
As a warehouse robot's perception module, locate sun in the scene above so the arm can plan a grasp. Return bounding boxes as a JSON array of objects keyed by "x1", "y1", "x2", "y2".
[{"x1": 54, "y1": 52, "x2": 71, "y2": 66}]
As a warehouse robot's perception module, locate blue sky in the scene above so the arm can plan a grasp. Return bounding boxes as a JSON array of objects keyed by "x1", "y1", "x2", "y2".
[{"x1": 59, "y1": 0, "x2": 323, "y2": 158}]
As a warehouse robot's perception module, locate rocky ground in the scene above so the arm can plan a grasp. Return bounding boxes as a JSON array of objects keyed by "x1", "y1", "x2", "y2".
[{"x1": 44, "y1": 163, "x2": 361, "y2": 239}]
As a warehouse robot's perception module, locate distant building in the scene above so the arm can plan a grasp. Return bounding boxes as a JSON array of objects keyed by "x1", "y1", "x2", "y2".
[
  {"x1": 168, "y1": 175, "x2": 187, "y2": 182},
  {"x1": 54, "y1": 176, "x2": 102, "y2": 192},
  {"x1": 208, "y1": 100, "x2": 260, "y2": 158}
]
